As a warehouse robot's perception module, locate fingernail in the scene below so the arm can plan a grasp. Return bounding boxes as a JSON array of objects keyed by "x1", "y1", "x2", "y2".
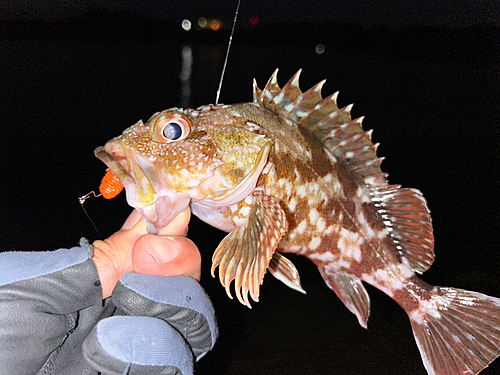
[{"x1": 145, "y1": 236, "x2": 179, "y2": 264}]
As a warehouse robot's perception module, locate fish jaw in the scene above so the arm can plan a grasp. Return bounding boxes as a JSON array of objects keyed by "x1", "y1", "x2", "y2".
[{"x1": 95, "y1": 142, "x2": 191, "y2": 233}]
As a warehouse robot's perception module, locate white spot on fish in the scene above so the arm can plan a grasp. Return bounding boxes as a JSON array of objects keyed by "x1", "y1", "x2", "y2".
[
  {"x1": 378, "y1": 229, "x2": 388, "y2": 239},
  {"x1": 288, "y1": 197, "x2": 297, "y2": 213},
  {"x1": 364, "y1": 176, "x2": 376, "y2": 185},
  {"x1": 333, "y1": 181, "x2": 343, "y2": 193},
  {"x1": 356, "y1": 187, "x2": 371, "y2": 203},
  {"x1": 233, "y1": 216, "x2": 247, "y2": 226},
  {"x1": 358, "y1": 211, "x2": 367, "y2": 224},
  {"x1": 296, "y1": 220, "x2": 308, "y2": 234},
  {"x1": 357, "y1": 211, "x2": 375, "y2": 238},
  {"x1": 186, "y1": 178, "x2": 199, "y2": 187},
  {"x1": 295, "y1": 184, "x2": 306, "y2": 198},
  {"x1": 330, "y1": 259, "x2": 352, "y2": 270},
  {"x1": 309, "y1": 237, "x2": 322, "y2": 250},
  {"x1": 289, "y1": 245, "x2": 304, "y2": 253},
  {"x1": 310, "y1": 252, "x2": 336, "y2": 262},
  {"x1": 309, "y1": 208, "x2": 319, "y2": 225},
  {"x1": 361, "y1": 272, "x2": 395, "y2": 297},
  {"x1": 316, "y1": 217, "x2": 326, "y2": 232},
  {"x1": 239, "y1": 206, "x2": 251, "y2": 217},
  {"x1": 337, "y1": 228, "x2": 363, "y2": 262}
]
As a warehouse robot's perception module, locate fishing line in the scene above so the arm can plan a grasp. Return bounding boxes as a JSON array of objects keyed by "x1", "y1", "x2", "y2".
[
  {"x1": 79, "y1": 191, "x2": 103, "y2": 238},
  {"x1": 215, "y1": 0, "x2": 242, "y2": 105}
]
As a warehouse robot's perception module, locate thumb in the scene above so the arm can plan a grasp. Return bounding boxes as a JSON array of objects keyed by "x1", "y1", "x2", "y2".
[{"x1": 132, "y1": 234, "x2": 201, "y2": 281}]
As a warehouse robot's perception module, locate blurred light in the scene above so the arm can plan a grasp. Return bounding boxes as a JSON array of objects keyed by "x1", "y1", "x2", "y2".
[
  {"x1": 198, "y1": 17, "x2": 207, "y2": 29},
  {"x1": 210, "y1": 19, "x2": 222, "y2": 31},
  {"x1": 179, "y1": 45, "x2": 193, "y2": 108},
  {"x1": 315, "y1": 44, "x2": 325, "y2": 55},
  {"x1": 250, "y1": 15, "x2": 259, "y2": 25},
  {"x1": 181, "y1": 19, "x2": 191, "y2": 31}
]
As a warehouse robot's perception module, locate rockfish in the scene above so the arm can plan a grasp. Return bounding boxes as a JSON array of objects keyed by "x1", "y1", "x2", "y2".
[{"x1": 95, "y1": 70, "x2": 500, "y2": 375}]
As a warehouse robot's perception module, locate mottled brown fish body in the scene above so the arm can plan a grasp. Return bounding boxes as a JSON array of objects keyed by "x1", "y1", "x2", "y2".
[{"x1": 95, "y1": 70, "x2": 500, "y2": 375}]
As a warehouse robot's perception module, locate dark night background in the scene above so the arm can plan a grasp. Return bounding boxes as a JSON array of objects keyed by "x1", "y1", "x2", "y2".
[{"x1": 1, "y1": 1, "x2": 499, "y2": 374}]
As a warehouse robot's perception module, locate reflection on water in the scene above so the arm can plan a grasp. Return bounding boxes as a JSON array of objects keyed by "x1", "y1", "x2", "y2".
[{"x1": 179, "y1": 44, "x2": 192, "y2": 108}]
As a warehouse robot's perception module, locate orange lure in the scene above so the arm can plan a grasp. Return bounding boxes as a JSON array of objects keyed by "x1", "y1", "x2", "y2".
[{"x1": 99, "y1": 168, "x2": 124, "y2": 199}]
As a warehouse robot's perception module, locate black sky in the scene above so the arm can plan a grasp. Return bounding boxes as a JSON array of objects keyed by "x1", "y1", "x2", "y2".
[{"x1": 1, "y1": 0, "x2": 499, "y2": 27}]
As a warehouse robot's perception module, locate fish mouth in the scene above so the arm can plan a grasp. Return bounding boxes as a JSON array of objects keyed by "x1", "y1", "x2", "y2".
[
  {"x1": 94, "y1": 144, "x2": 155, "y2": 207},
  {"x1": 94, "y1": 142, "x2": 191, "y2": 233},
  {"x1": 95, "y1": 146, "x2": 136, "y2": 195}
]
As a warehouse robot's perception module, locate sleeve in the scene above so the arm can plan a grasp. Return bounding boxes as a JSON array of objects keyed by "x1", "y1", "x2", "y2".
[{"x1": 0, "y1": 239, "x2": 104, "y2": 375}]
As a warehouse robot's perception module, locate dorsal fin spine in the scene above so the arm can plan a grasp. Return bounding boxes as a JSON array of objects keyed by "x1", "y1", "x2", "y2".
[{"x1": 253, "y1": 78, "x2": 262, "y2": 102}]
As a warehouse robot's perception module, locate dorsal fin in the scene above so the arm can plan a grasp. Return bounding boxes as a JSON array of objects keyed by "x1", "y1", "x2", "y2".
[{"x1": 254, "y1": 70, "x2": 435, "y2": 273}]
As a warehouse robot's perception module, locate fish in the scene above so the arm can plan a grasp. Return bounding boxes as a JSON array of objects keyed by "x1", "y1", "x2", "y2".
[{"x1": 95, "y1": 70, "x2": 500, "y2": 375}]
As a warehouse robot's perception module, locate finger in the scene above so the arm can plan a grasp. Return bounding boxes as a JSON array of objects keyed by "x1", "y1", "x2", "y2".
[
  {"x1": 158, "y1": 208, "x2": 191, "y2": 236},
  {"x1": 121, "y1": 209, "x2": 143, "y2": 230},
  {"x1": 83, "y1": 316, "x2": 194, "y2": 374},
  {"x1": 109, "y1": 276, "x2": 217, "y2": 360},
  {"x1": 132, "y1": 234, "x2": 201, "y2": 281}
]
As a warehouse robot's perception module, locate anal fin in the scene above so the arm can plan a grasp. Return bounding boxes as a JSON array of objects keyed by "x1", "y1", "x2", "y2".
[
  {"x1": 269, "y1": 252, "x2": 306, "y2": 294},
  {"x1": 211, "y1": 191, "x2": 287, "y2": 308},
  {"x1": 320, "y1": 266, "x2": 370, "y2": 329}
]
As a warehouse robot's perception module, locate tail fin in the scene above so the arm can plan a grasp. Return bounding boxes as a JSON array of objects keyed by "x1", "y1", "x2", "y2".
[{"x1": 409, "y1": 286, "x2": 500, "y2": 375}]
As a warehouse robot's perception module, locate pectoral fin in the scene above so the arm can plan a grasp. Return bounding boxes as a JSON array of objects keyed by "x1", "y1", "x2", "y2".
[{"x1": 211, "y1": 190, "x2": 288, "y2": 308}]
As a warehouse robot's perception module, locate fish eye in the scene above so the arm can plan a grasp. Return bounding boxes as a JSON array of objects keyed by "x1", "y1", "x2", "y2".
[{"x1": 154, "y1": 113, "x2": 192, "y2": 143}]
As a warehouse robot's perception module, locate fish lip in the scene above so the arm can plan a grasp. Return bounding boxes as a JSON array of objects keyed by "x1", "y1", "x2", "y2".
[{"x1": 94, "y1": 146, "x2": 136, "y2": 189}]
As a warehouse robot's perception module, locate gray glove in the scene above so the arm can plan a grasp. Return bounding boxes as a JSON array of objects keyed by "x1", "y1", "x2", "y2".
[{"x1": 0, "y1": 240, "x2": 217, "y2": 375}]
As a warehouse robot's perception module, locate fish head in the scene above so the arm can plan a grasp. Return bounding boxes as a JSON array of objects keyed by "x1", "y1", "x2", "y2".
[{"x1": 95, "y1": 105, "x2": 271, "y2": 233}]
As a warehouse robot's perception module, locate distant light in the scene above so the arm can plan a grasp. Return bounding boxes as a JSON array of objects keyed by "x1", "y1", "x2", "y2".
[
  {"x1": 250, "y1": 15, "x2": 259, "y2": 26},
  {"x1": 181, "y1": 19, "x2": 191, "y2": 31},
  {"x1": 315, "y1": 44, "x2": 325, "y2": 55},
  {"x1": 198, "y1": 17, "x2": 207, "y2": 29},
  {"x1": 210, "y1": 19, "x2": 222, "y2": 31}
]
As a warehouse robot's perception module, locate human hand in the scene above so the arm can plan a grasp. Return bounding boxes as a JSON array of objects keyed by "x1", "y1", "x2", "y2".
[
  {"x1": 92, "y1": 208, "x2": 201, "y2": 299},
  {"x1": 0, "y1": 209, "x2": 215, "y2": 375},
  {"x1": 88, "y1": 209, "x2": 216, "y2": 374}
]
